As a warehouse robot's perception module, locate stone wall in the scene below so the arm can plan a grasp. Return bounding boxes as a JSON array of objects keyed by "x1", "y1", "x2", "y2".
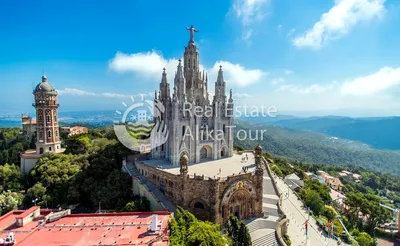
[{"x1": 135, "y1": 160, "x2": 264, "y2": 226}]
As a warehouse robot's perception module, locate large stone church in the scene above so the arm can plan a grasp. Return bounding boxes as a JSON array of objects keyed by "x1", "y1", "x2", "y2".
[
  {"x1": 133, "y1": 26, "x2": 264, "y2": 225},
  {"x1": 151, "y1": 24, "x2": 234, "y2": 166}
]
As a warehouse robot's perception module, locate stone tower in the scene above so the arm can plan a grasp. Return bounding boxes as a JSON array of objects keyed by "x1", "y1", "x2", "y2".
[
  {"x1": 151, "y1": 25, "x2": 234, "y2": 165},
  {"x1": 33, "y1": 75, "x2": 62, "y2": 154}
]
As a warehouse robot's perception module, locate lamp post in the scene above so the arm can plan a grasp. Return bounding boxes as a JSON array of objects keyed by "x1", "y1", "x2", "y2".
[{"x1": 32, "y1": 198, "x2": 38, "y2": 206}]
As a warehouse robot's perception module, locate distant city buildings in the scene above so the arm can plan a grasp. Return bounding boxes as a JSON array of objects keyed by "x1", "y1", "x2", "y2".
[
  {"x1": 0, "y1": 206, "x2": 171, "y2": 246},
  {"x1": 60, "y1": 126, "x2": 88, "y2": 137}
]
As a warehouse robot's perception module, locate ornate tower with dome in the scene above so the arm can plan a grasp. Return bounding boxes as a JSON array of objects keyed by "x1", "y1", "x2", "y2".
[
  {"x1": 151, "y1": 25, "x2": 234, "y2": 165},
  {"x1": 33, "y1": 75, "x2": 62, "y2": 154},
  {"x1": 21, "y1": 75, "x2": 64, "y2": 173}
]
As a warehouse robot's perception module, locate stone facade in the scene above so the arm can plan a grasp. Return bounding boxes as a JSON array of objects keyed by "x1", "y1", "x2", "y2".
[
  {"x1": 135, "y1": 154, "x2": 264, "y2": 225},
  {"x1": 137, "y1": 26, "x2": 264, "y2": 226},
  {"x1": 151, "y1": 25, "x2": 234, "y2": 166}
]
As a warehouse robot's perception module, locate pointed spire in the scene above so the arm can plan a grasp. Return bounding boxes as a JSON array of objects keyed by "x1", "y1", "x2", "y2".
[
  {"x1": 217, "y1": 65, "x2": 224, "y2": 83},
  {"x1": 176, "y1": 59, "x2": 184, "y2": 79},
  {"x1": 202, "y1": 70, "x2": 205, "y2": 81},
  {"x1": 161, "y1": 68, "x2": 168, "y2": 84}
]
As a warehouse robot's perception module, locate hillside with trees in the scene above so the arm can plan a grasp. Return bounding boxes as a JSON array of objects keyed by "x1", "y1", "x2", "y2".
[{"x1": 235, "y1": 120, "x2": 400, "y2": 175}]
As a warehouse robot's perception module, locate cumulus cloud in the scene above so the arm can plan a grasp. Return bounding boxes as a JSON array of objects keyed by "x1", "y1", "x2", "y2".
[
  {"x1": 293, "y1": 0, "x2": 386, "y2": 49},
  {"x1": 211, "y1": 61, "x2": 265, "y2": 87},
  {"x1": 109, "y1": 50, "x2": 181, "y2": 82},
  {"x1": 57, "y1": 88, "x2": 96, "y2": 96},
  {"x1": 109, "y1": 51, "x2": 265, "y2": 87},
  {"x1": 341, "y1": 66, "x2": 400, "y2": 96}
]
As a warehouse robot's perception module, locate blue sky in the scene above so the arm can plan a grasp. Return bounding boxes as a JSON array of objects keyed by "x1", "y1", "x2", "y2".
[{"x1": 1, "y1": 0, "x2": 400, "y2": 117}]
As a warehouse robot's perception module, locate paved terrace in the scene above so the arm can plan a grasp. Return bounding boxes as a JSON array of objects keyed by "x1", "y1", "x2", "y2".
[{"x1": 139, "y1": 152, "x2": 257, "y2": 178}]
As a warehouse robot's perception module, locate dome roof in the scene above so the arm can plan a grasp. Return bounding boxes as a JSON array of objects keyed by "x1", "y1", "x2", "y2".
[
  {"x1": 34, "y1": 75, "x2": 57, "y2": 94},
  {"x1": 255, "y1": 144, "x2": 263, "y2": 151}
]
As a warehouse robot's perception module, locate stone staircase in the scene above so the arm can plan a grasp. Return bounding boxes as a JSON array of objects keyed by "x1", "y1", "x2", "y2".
[{"x1": 252, "y1": 230, "x2": 279, "y2": 246}]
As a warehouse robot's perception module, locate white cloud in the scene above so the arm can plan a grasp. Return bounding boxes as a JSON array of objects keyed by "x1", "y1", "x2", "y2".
[
  {"x1": 293, "y1": 0, "x2": 386, "y2": 49},
  {"x1": 211, "y1": 61, "x2": 265, "y2": 87},
  {"x1": 272, "y1": 78, "x2": 285, "y2": 85},
  {"x1": 58, "y1": 88, "x2": 153, "y2": 99},
  {"x1": 109, "y1": 51, "x2": 265, "y2": 87},
  {"x1": 231, "y1": 0, "x2": 270, "y2": 42},
  {"x1": 232, "y1": 0, "x2": 269, "y2": 26},
  {"x1": 109, "y1": 50, "x2": 180, "y2": 81},
  {"x1": 57, "y1": 88, "x2": 96, "y2": 96},
  {"x1": 341, "y1": 66, "x2": 400, "y2": 96},
  {"x1": 277, "y1": 24, "x2": 282, "y2": 30},
  {"x1": 276, "y1": 83, "x2": 335, "y2": 94}
]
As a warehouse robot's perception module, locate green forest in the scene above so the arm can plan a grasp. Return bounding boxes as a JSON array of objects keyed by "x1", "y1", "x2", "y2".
[
  {"x1": 235, "y1": 120, "x2": 400, "y2": 175},
  {"x1": 0, "y1": 127, "x2": 150, "y2": 215}
]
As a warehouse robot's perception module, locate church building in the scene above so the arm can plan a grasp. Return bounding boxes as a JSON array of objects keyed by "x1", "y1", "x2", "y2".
[{"x1": 133, "y1": 26, "x2": 264, "y2": 225}]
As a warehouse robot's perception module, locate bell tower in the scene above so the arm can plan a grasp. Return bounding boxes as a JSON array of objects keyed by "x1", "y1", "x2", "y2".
[{"x1": 33, "y1": 75, "x2": 62, "y2": 154}]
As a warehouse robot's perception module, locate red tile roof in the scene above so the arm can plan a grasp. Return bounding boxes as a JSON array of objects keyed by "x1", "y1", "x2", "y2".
[
  {"x1": 0, "y1": 208, "x2": 171, "y2": 246},
  {"x1": 14, "y1": 206, "x2": 40, "y2": 219}
]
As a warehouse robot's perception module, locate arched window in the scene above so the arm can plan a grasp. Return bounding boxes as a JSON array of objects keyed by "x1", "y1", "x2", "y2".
[
  {"x1": 48, "y1": 130, "x2": 52, "y2": 138},
  {"x1": 56, "y1": 130, "x2": 59, "y2": 137},
  {"x1": 38, "y1": 115, "x2": 43, "y2": 121},
  {"x1": 54, "y1": 114, "x2": 57, "y2": 122},
  {"x1": 49, "y1": 147, "x2": 52, "y2": 151},
  {"x1": 188, "y1": 59, "x2": 191, "y2": 68},
  {"x1": 39, "y1": 131, "x2": 43, "y2": 139},
  {"x1": 194, "y1": 202, "x2": 205, "y2": 209},
  {"x1": 46, "y1": 115, "x2": 50, "y2": 122},
  {"x1": 39, "y1": 148, "x2": 43, "y2": 154}
]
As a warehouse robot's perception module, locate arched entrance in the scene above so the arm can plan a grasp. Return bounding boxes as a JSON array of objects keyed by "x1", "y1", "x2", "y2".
[
  {"x1": 200, "y1": 145, "x2": 212, "y2": 161},
  {"x1": 220, "y1": 180, "x2": 258, "y2": 223},
  {"x1": 220, "y1": 146, "x2": 227, "y2": 158}
]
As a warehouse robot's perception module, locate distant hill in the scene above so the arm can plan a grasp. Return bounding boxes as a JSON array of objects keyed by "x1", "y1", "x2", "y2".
[
  {"x1": 245, "y1": 115, "x2": 400, "y2": 150},
  {"x1": 235, "y1": 119, "x2": 400, "y2": 175}
]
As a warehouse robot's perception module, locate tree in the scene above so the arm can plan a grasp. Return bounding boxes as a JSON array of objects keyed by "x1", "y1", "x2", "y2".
[
  {"x1": 323, "y1": 205, "x2": 337, "y2": 222},
  {"x1": 0, "y1": 163, "x2": 24, "y2": 192},
  {"x1": 121, "y1": 197, "x2": 150, "y2": 212},
  {"x1": 300, "y1": 188, "x2": 324, "y2": 216},
  {"x1": 65, "y1": 134, "x2": 92, "y2": 154},
  {"x1": 355, "y1": 232, "x2": 374, "y2": 246},
  {"x1": 169, "y1": 207, "x2": 230, "y2": 246},
  {"x1": 226, "y1": 215, "x2": 252, "y2": 245},
  {"x1": 0, "y1": 190, "x2": 23, "y2": 215}
]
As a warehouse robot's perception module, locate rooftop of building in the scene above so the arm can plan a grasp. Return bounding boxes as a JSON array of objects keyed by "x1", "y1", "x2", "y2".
[
  {"x1": 138, "y1": 152, "x2": 257, "y2": 179},
  {"x1": 0, "y1": 207, "x2": 171, "y2": 246}
]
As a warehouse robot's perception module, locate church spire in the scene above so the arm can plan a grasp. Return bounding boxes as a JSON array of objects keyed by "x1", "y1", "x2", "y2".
[
  {"x1": 161, "y1": 68, "x2": 168, "y2": 84},
  {"x1": 217, "y1": 65, "x2": 224, "y2": 84}
]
